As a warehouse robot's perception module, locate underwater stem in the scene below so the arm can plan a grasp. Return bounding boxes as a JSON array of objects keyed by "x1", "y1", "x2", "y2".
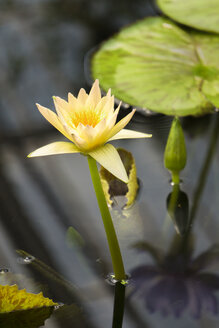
[
  {"x1": 112, "y1": 282, "x2": 126, "y2": 328},
  {"x1": 87, "y1": 155, "x2": 126, "y2": 281}
]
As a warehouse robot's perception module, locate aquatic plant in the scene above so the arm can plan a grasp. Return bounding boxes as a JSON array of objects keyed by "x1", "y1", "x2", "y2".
[
  {"x1": 28, "y1": 80, "x2": 151, "y2": 280},
  {"x1": 164, "y1": 117, "x2": 187, "y2": 184}
]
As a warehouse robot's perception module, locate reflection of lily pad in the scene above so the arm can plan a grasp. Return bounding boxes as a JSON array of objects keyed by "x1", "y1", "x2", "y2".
[
  {"x1": 157, "y1": 0, "x2": 219, "y2": 34},
  {"x1": 91, "y1": 17, "x2": 219, "y2": 116}
]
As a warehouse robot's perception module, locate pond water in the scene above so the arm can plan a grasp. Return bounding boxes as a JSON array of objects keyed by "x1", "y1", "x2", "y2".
[{"x1": 0, "y1": 1, "x2": 219, "y2": 328}]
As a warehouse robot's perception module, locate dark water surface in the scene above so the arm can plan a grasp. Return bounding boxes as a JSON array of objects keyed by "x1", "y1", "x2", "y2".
[{"x1": 0, "y1": 1, "x2": 219, "y2": 327}]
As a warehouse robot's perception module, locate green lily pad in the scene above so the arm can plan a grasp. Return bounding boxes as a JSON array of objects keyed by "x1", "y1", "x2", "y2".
[
  {"x1": 157, "y1": 0, "x2": 219, "y2": 34},
  {"x1": 91, "y1": 17, "x2": 219, "y2": 116}
]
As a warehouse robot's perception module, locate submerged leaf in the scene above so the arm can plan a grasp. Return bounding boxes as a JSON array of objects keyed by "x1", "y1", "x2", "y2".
[
  {"x1": 91, "y1": 17, "x2": 219, "y2": 116},
  {"x1": 0, "y1": 285, "x2": 57, "y2": 313},
  {"x1": 100, "y1": 148, "x2": 138, "y2": 208},
  {"x1": 157, "y1": 0, "x2": 219, "y2": 34},
  {"x1": 66, "y1": 226, "x2": 85, "y2": 249}
]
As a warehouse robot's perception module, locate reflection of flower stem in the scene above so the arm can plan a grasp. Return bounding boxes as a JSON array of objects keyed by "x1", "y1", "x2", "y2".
[
  {"x1": 112, "y1": 282, "x2": 126, "y2": 328},
  {"x1": 87, "y1": 156, "x2": 126, "y2": 281},
  {"x1": 189, "y1": 114, "x2": 219, "y2": 226},
  {"x1": 171, "y1": 171, "x2": 180, "y2": 185},
  {"x1": 16, "y1": 250, "x2": 77, "y2": 293}
]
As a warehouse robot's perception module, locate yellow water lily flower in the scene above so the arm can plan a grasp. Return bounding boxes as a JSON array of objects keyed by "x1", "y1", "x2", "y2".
[{"x1": 28, "y1": 80, "x2": 151, "y2": 182}]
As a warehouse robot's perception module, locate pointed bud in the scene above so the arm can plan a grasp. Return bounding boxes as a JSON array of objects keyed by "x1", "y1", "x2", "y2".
[{"x1": 164, "y1": 116, "x2": 187, "y2": 174}]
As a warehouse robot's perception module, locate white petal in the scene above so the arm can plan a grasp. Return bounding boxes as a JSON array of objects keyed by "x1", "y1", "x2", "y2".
[
  {"x1": 105, "y1": 102, "x2": 121, "y2": 129},
  {"x1": 88, "y1": 144, "x2": 128, "y2": 183},
  {"x1": 88, "y1": 79, "x2": 101, "y2": 105},
  {"x1": 28, "y1": 142, "x2": 79, "y2": 157},
  {"x1": 93, "y1": 117, "x2": 107, "y2": 135},
  {"x1": 36, "y1": 103, "x2": 73, "y2": 141},
  {"x1": 107, "y1": 109, "x2": 136, "y2": 140},
  {"x1": 53, "y1": 96, "x2": 72, "y2": 123},
  {"x1": 109, "y1": 129, "x2": 152, "y2": 141},
  {"x1": 95, "y1": 96, "x2": 109, "y2": 113},
  {"x1": 102, "y1": 95, "x2": 115, "y2": 113},
  {"x1": 71, "y1": 133, "x2": 90, "y2": 150},
  {"x1": 77, "y1": 88, "x2": 88, "y2": 104},
  {"x1": 68, "y1": 92, "x2": 77, "y2": 106},
  {"x1": 106, "y1": 88, "x2": 111, "y2": 97},
  {"x1": 76, "y1": 123, "x2": 96, "y2": 141}
]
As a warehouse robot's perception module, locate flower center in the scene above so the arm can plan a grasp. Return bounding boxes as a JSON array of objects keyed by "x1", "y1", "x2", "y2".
[{"x1": 72, "y1": 110, "x2": 103, "y2": 128}]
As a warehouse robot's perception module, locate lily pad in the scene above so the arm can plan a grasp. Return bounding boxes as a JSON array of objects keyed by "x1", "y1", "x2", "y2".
[
  {"x1": 157, "y1": 0, "x2": 219, "y2": 34},
  {"x1": 91, "y1": 17, "x2": 219, "y2": 116}
]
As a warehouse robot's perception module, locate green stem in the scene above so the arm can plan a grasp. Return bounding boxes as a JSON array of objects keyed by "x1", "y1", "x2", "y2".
[
  {"x1": 171, "y1": 171, "x2": 180, "y2": 185},
  {"x1": 87, "y1": 155, "x2": 126, "y2": 281}
]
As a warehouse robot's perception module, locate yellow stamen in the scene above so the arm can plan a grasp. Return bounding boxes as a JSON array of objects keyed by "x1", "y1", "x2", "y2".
[{"x1": 72, "y1": 110, "x2": 104, "y2": 127}]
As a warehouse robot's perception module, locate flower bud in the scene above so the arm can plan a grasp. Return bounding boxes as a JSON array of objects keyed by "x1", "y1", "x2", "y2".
[{"x1": 164, "y1": 116, "x2": 187, "y2": 173}]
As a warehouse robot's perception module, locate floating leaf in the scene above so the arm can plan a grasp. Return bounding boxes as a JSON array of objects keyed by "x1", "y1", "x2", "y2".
[
  {"x1": 16, "y1": 250, "x2": 78, "y2": 296},
  {"x1": 100, "y1": 148, "x2": 138, "y2": 208},
  {"x1": 0, "y1": 285, "x2": 57, "y2": 313},
  {"x1": 91, "y1": 17, "x2": 219, "y2": 116},
  {"x1": 157, "y1": 0, "x2": 219, "y2": 34}
]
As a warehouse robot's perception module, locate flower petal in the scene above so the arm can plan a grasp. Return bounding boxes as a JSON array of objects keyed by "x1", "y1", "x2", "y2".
[
  {"x1": 36, "y1": 104, "x2": 73, "y2": 141},
  {"x1": 53, "y1": 96, "x2": 71, "y2": 115},
  {"x1": 105, "y1": 102, "x2": 121, "y2": 129},
  {"x1": 28, "y1": 142, "x2": 79, "y2": 157},
  {"x1": 101, "y1": 95, "x2": 115, "y2": 115},
  {"x1": 76, "y1": 123, "x2": 97, "y2": 142},
  {"x1": 107, "y1": 109, "x2": 136, "y2": 140},
  {"x1": 95, "y1": 95, "x2": 111, "y2": 115},
  {"x1": 53, "y1": 96, "x2": 73, "y2": 124},
  {"x1": 109, "y1": 129, "x2": 152, "y2": 141},
  {"x1": 88, "y1": 79, "x2": 101, "y2": 106},
  {"x1": 88, "y1": 144, "x2": 128, "y2": 183},
  {"x1": 77, "y1": 88, "x2": 88, "y2": 105},
  {"x1": 68, "y1": 92, "x2": 77, "y2": 105}
]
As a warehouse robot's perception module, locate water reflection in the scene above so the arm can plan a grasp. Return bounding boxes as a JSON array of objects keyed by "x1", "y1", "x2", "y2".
[
  {"x1": 166, "y1": 184, "x2": 189, "y2": 235},
  {"x1": 112, "y1": 282, "x2": 126, "y2": 328},
  {"x1": 131, "y1": 231, "x2": 219, "y2": 318}
]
